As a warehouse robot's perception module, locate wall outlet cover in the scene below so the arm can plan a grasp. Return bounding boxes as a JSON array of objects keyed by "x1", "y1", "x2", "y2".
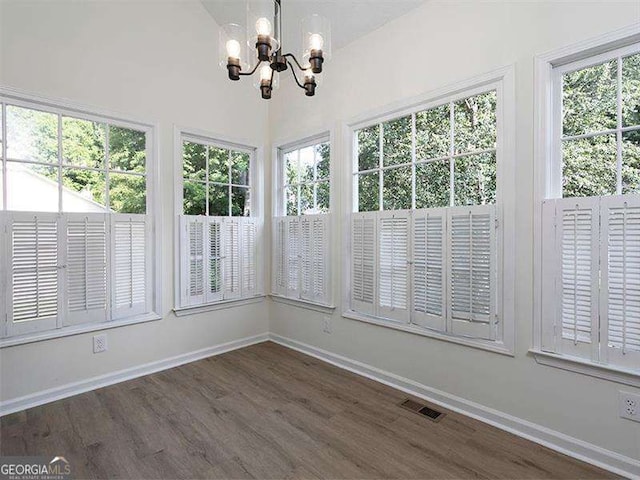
[
  {"x1": 322, "y1": 316, "x2": 332, "y2": 334},
  {"x1": 93, "y1": 334, "x2": 108, "y2": 354},
  {"x1": 619, "y1": 391, "x2": 640, "y2": 422}
]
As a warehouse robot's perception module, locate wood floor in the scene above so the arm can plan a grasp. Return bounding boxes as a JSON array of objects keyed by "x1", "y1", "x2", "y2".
[{"x1": 1, "y1": 342, "x2": 615, "y2": 479}]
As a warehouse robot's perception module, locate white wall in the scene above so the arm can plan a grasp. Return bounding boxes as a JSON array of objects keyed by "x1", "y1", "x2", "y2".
[
  {"x1": 0, "y1": 0, "x2": 269, "y2": 401},
  {"x1": 268, "y1": 0, "x2": 640, "y2": 462}
]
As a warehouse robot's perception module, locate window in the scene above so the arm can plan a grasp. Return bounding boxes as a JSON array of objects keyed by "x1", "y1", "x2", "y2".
[
  {"x1": 177, "y1": 133, "x2": 261, "y2": 310},
  {"x1": 354, "y1": 91, "x2": 497, "y2": 212},
  {"x1": 273, "y1": 137, "x2": 332, "y2": 306},
  {"x1": 538, "y1": 40, "x2": 640, "y2": 375},
  {"x1": 0, "y1": 95, "x2": 159, "y2": 343},
  {"x1": 347, "y1": 79, "x2": 513, "y2": 353}
]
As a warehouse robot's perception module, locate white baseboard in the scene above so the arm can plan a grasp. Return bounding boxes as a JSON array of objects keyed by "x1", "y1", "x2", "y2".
[
  {"x1": 269, "y1": 333, "x2": 640, "y2": 479},
  {"x1": 0, "y1": 333, "x2": 270, "y2": 417}
]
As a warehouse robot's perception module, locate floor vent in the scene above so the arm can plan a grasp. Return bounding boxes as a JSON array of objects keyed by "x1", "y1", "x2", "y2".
[{"x1": 399, "y1": 398, "x2": 445, "y2": 422}]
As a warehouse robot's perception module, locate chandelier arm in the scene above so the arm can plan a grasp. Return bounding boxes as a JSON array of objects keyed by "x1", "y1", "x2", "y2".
[
  {"x1": 238, "y1": 61, "x2": 264, "y2": 77},
  {"x1": 286, "y1": 60, "x2": 307, "y2": 90},
  {"x1": 283, "y1": 53, "x2": 307, "y2": 72}
]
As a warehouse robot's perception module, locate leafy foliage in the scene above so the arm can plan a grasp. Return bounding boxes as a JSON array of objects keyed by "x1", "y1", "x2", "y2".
[{"x1": 283, "y1": 141, "x2": 330, "y2": 215}]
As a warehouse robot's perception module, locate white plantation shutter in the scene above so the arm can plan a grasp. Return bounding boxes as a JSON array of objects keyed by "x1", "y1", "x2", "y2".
[
  {"x1": 351, "y1": 213, "x2": 376, "y2": 315},
  {"x1": 112, "y1": 214, "x2": 149, "y2": 319},
  {"x1": 65, "y1": 214, "x2": 108, "y2": 326},
  {"x1": 299, "y1": 215, "x2": 330, "y2": 304},
  {"x1": 378, "y1": 211, "x2": 410, "y2": 322},
  {"x1": 273, "y1": 217, "x2": 287, "y2": 296},
  {"x1": 206, "y1": 218, "x2": 223, "y2": 304},
  {"x1": 286, "y1": 217, "x2": 300, "y2": 298},
  {"x1": 241, "y1": 218, "x2": 258, "y2": 297},
  {"x1": 600, "y1": 195, "x2": 640, "y2": 368},
  {"x1": 7, "y1": 213, "x2": 60, "y2": 336},
  {"x1": 541, "y1": 198, "x2": 599, "y2": 359},
  {"x1": 180, "y1": 216, "x2": 205, "y2": 306},
  {"x1": 411, "y1": 209, "x2": 446, "y2": 331},
  {"x1": 447, "y1": 205, "x2": 496, "y2": 340},
  {"x1": 223, "y1": 218, "x2": 241, "y2": 299}
]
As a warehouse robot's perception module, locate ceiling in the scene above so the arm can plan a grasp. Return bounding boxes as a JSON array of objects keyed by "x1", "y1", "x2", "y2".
[{"x1": 201, "y1": 0, "x2": 426, "y2": 56}]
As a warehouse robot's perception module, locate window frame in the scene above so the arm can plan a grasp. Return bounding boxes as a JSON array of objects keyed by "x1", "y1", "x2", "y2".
[
  {"x1": 342, "y1": 67, "x2": 516, "y2": 355},
  {"x1": 173, "y1": 126, "x2": 264, "y2": 315},
  {"x1": 0, "y1": 86, "x2": 162, "y2": 348},
  {"x1": 533, "y1": 25, "x2": 640, "y2": 386},
  {"x1": 272, "y1": 130, "x2": 336, "y2": 310}
]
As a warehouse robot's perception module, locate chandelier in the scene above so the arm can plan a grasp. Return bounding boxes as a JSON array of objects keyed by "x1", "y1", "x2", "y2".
[{"x1": 219, "y1": 0, "x2": 331, "y2": 100}]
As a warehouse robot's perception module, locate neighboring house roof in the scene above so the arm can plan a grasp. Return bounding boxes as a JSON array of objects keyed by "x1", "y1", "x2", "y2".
[{"x1": 6, "y1": 163, "x2": 108, "y2": 212}]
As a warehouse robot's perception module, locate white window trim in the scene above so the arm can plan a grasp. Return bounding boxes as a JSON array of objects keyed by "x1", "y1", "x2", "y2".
[
  {"x1": 342, "y1": 66, "x2": 516, "y2": 355},
  {"x1": 271, "y1": 129, "x2": 337, "y2": 310},
  {"x1": 173, "y1": 126, "x2": 265, "y2": 314},
  {"x1": 533, "y1": 23, "x2": 640, "y2": 382},
  {"x1": 0, "y1": 86, "x2": 163, "y2": 348}
]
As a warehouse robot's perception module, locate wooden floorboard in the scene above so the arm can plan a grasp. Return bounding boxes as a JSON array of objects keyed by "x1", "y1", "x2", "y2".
[{"x1": 0, "y1": 341, "x2": 617, "y2": 479}]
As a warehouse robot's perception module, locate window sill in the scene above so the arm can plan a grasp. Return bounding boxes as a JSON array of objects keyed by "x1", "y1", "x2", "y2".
[
  {"x1": 531, "y1": 349, "x2": 640, "y2": 388},
  {"x1": 343, "y1": 310, "x2": 514, "y2": 356},
  {"x1": 0, "y1": 312, "x2": 162, "y2": 348},
  {"x1": 173, "y1": 296, "x2": 266, "y2": 317},
  {"x1": 270, "y1": 294, "x2": 336, "y2": 314}
]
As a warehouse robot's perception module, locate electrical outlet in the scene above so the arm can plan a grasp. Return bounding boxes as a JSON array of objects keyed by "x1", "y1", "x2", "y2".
[
  {"x1": 619, "y1": 391, "x2": 640, "y2": 422},
  {"x1": 93, "y1": 334, "x2": 108, "y2": 354},
  {"x1": 322, "y1": 316, "x2": 332, "y2": 334}
]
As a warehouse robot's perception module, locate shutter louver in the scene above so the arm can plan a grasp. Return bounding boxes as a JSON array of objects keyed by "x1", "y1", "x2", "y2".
[
  {"x1": 412, "y1": 209, "x2": 446, "y2": 331},
  {"x1": 448, "y1": 206, "x2": 496, "y2": 340},
  {"x1": 241, "y1": 218, "x2": 258, "y2": 296},
  {"x1": 378, "y1": 212, "x2": 410, "y2": 322},
  {"x1": 8, "y1": 213, "x2": 60, "y2": 336},
  {"x1": 300, "y1": 217, "x2": 312, "y2": 298},
  {"x1": 601, "y1": 195, "x2": 640, "y2": 368},
  {"x1": 287, "y1": 218, "x2": 300, "y2": 298},
  {"x1": 224, "y1": 219, "x2": 241, "y2": 299},
  {"x1": 65, "y1": 214, "x2": 108, "y2": 326},
  {"x1": 112, "y1": 215, "x2": 148, "y2": 318},
  {"x1": 311, "y1": 216, "x2": 329, "y2": 303},
  {"x1": 273, "y1": 217, "x2": 287, "y2": 296},
  {"x1": 206, "y1": 219, "x2": 223, "y2": 303},
  {"x1": 351, "y1": 213, "x2": 376, "y2": 315},
  {"x1": 180, "y1": 216, "x2": 205, "y2": 306}
]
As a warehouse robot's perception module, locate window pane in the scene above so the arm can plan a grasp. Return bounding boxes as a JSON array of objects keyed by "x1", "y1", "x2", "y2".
[
  {"x1": 416, "y1": 104, "x2": 450, "y2": 161},
  {"x1": 357, "y1": 125, "x2": 379, "y2": 171},
  {"x1": 285, "y1": 185, "x2": 298, "y2": 216},
  {"x1": 357, "y1": 172, "x2": 379, "y2": 212},
  {"x1": 383, "y1": 116, "x2": 411, "y2": 167},
  {"x1": 300, "y1": 183, "x2": 314, "y2": 215},
  {"x1": 316, "y1": 181, "x2": 330, "y2": 213},
  {"x1": 183, "y1": 141, "x2": 206, "y2": 181},
  {"x1": 109, "y1": 126, "x2": 145, "y2": 173},
  {"x1": 209, "y1": 183, "x2": 229, "y2": 216},
  {"x1": 562, "y1": 135, "x2": 617, "y2": 198},
  {"x1": 454, "y1": 91, "x2": 497, "y2": 154},
  {"x1": 382, "y1": 165, "x2": 412, "y2": 210},
  {"x1": 6, "y1": 161, "x2": 58, "y2": 211},
  {"x1": 61, "y1": 117, "x2": 105, "y2": 169},
  {"x1": 285, "y1": 151, "x2": 298, "y2": 185},
  {"x1": 209, "y1": 147, "x2": 229, "y2": 184},
  {"x1": 622, "y1": 53, "x2": 640, "y2": 128},
  {"x1": 61, "y1": 167, "x2": 106, "y2": 212},
  {"x1": 231, "y1": 151, "x2": 250, "y2": 185},
  {"x1": 415, "y1": 160, "x2": 450, "y2": 208},
  {"x1": 316, "y1": 142, "x2": 330, "y2": 180},
  {"x1": 6, "y1": 105, "x2": 58, "y2": 163},
  {"x1": 454, "y1": 152, "x2": 496, "y2": 206},
  {"x1": 623, "y1": 130, "x2": 640, "y2": 194},
  {"x1": 109, "y1": 173, "x2": 146, "y2": 213},
  {"x1": 563, "y1": 60, "x2": 617, "y2": 137},
  {"x1": 183, "y1": 180, "x2": 206, "y2": 215},
  {"x1": 299, "y1": 146, "x2": 315, "y2": 183},
  {"x1": 231, "y1": 186, "x2": 250, "y2": 216}
]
